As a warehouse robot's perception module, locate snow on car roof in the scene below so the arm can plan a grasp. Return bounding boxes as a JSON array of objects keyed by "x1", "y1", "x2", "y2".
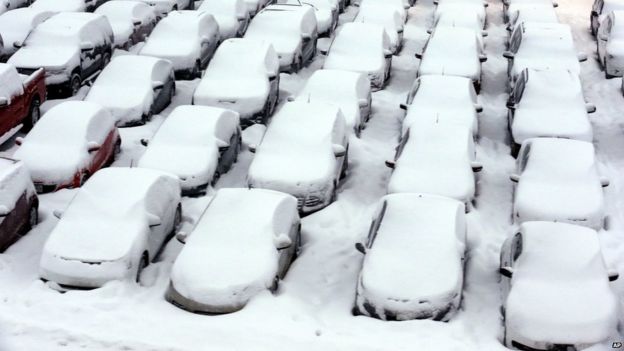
[
  {"x1": 245, "y1": 5, "x2": 316, "y2": 52},
  {"x1": 24, "y1": 12, "x2": 101, "y2": 42},
  {"x1": 355, "y1": 1, "x2": 403, "y2": 32},
  {"x1": 361, "y1": 193, "x2": 465, "y2": 303},
  {"x1": 523, "y1": 138, "x2": 596, "y2": 175},
  {"x1": 0, "y1": 63, "x2": 24, "y2": 101},
  {"x1": 95, "y1": 1, "x2": 155, "y2": 23},
  {"x1": 434, "y1": 7, "x2": 484, "y2": 32},
  {"x1": 435, "y1": 2, "x2": 485, "y2": 23},
  {"x1": 141, "y1": 11, "x2": 215, "y2": 56},
  {"x1": 0, "y1": 8, "x2": 53, "y2": 39},
  {"x1": 204, "y1": 38, "x2": 278, "y2": 77},
  {"x1": 30, "y1": 0, "x2": 86, "y2": 12},
  {"x1": 198, "y1": 0, "x2": 247, "y2": 18},
  {"x1": 508, "y1": 3, "x2": 558, "y2": 27},
  {"x1": 170, "y1": 188, "x2": 298, "y2": 305},
  {"x1": 324, "y1": 22, "x2": 389, "y2": 72},
  {"x1": 0, "y1": 158, "x2": 33, "y2": 211},
  {"x1": 506, "y1": 221, "x2": 618, "y2": 344},
  {"x1": 424, "y1": 26, "x2": 480, "y2": 56}
]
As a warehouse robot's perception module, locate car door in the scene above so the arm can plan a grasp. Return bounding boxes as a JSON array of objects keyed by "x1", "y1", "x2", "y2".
[
  {"x1": 217, "y1": 128, "x2": 240, "y2": 175},
  {"x1": 145, "y1": 186, "x2": 170, "y2": 255},
  {"x1": 592, "y1": 0, "x2": 604, "y2": 33},
  {"x1": 152, "y1": 67, "x2": 174, "y2": 114},
  {"x1": 276, "y1": 218, "x2": 299, "y2": 278},
  {"x1": 0, "y1": 86, "x2": 25, "y2": 136},
  {"x1": 79, "y1": 26, "x2": 99, "y2": 78}
]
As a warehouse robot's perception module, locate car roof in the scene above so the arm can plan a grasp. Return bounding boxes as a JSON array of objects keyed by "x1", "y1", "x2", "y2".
[
  {"x1": 523, "y1": 138, "x2": 596, "y2": 174},
  {"x1": 331, "y1": 22, "x2": 390, "y2": 51},
  {"x1": 522, "y1": 68, "x2": 582, "y2": 97},
  {"x1": 206, "y1": 38, "x2": 278, "y2": 76},
  {"x1": 93, "y1": 54, "x2": 172, "y2": 85},
  {"x1": 302, "y1": 69, "x2": 371, "y2": 101},
  {"x1": 251, "y1": 4, "x2": 316, "y2": 34}
]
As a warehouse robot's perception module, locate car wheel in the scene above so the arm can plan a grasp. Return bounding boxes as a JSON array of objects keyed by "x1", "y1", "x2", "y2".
[
  {"x1": 211, "y1": 170, "x2": 221, "y2": 186},
  {"x1": 510, "y1": 142, "x2": 521, "y2": 158},
  {"x1": 135, "y1": 252, "x2": 148, "y2": 283},
  {"x1": 69, "y1": 74, "x2": 82, "y2": 96},
  {"x1": 23, "y1": 98, "x2": 40, "y2": 132}
]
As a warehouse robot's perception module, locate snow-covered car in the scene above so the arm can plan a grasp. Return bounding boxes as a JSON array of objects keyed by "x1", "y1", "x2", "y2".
[
  {"x1": 138, "y1": 10, "x2": 219, "y2": 79},
  {"x1": 435, "y1": 2, "x2": 486, "y2": 29},
  {"x1": 353, "y1": 193, "x2": 466, "y2": 321},
  {"x1": 85, "y1": 55, "x2": 175, "y2": 126},
  {"x1": 511, "y1": 138, "x2": 608, "y2": 229},
  {"x1": 499, "y1": 221, "x2": 619, "y2": 350},
  {"x1": 0, "y1": 63, "x2": 46, "y2": 140},
  {"x1": 432, "y1": 3, "x2": 488, "y2": 42},
  {"x1": 0, "y1": 157, "x2": 38, "y2": 252},
  {"x1": 323, "y1": 22, "x2": 392, "y2": 91},
  {"x1": 294, "y1": 69, "x2": 371, "y2": 135},
  {"x1": 192, "y1": 38, "x2": 279, "y2": 126},
  {"x1": 354, "y1": 1, "x2": 403, "y2": 53},
  {"x1": 400, "y1": 74, "x2": 480, "y2": 137},
  {"x1": 507, "y1": 68, "x2": 594, "y2": 156},
  {"x1": 277, "y1": 0, "x2": 337, "y2": 37},
  {"x1": 244, "y1": 4, "x2": 317, "y2": 73},
  {"x1": 597, "y1": 10, "x2": 624, "y2": 77},
  {"x1": 39, "y1": 167, "x2": 182, "y2": 290},
  {"x1": 133, "y1": 0, "x2": 194, "y2": 18},
  {"x1": 504, "y1": 22, "x2": 586, "y2": 87},
  {"x1": 95, "y1": 1, "x2": 157, "y2": 49},
  {"x1": 29, "y1": 0, "x2": 109, "y2": 13},
  {"x1": 138, "y1": 105, "x2": 241, "y2": 196},
  {"x1": 242, "y1": 0, "x2": 269, "y2": 16},
  {"x1": 592, "y1": 0, "x2": 624, "y2": 35},
  {"x1": 504, "y1": 0, "x2": 558, "y2": 22},
  {"x1": 8, "y1": 12, "x2": 114, "y2": 97},
  {"x1": 386, "y1": 123, "x2": 482, "y2": 209},
  {"x1": 506, "y1": 3, "x2": 558, "y2": 32},
  {"x1": 167, "y1": 188, "x2": 300, "y2": 313},
  {"x1": 416, "y1": 26, "x2": 486, "y2": 92},
  {"x1": 0, "y1": 8, "x2": 53, "y2": 62},
  {"x1": 13, "y1": 101, "x2": 121, "y2": 193},
  {"x1": 247, "y1": 101, "x2": 348, "y2": 214},
  {"x1": 363, "y1": 0, "x2": 409, "y2": 23},
  {"x1": 0, "y1": 0, "x2": 32, "y2": 16},
  {"x1": 197, "y1": 0, "x2": 249, "y2": 40}
]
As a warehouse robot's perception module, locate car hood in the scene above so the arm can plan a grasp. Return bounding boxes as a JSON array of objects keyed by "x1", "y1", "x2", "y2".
[
  {"x1": 138, "y1": 144, "x2": 218, "y2": 182},
  {"x1": 13, "y1": 145, "x2": 85, "y2": 184},
  {"x1": 9, "y1": 45, "x2": 79, "y2": 70},
  {"x1": 324, "y1": 51, "x2": 384, "y2": 74},
  {"x1": 86, "y1": 84, "x2": 152, "y2": 123},
  {"x1": 512, "y1": 106, "x2": 593, "y2": 143}
]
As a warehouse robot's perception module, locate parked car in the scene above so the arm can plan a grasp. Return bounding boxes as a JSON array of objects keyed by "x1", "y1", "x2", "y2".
[
  {"x1": 0, "y1": 0, "x2": 32, "y2": 16},
  {"x1": 592, "y1": 0, "x2": 624, "y2": 35},
  {"x1": 30, "y1": 0, "x2": 109, "y2": 12},
  {"x1": 13, "y1": 101, "x2": 121, "y2": 193},
  {"x1": 324, "y1": 22, "x2": 392, "y2": 90},
  {"x1": 167, "y1": 188, "x2": 300, "y2": 313},
  {"x1": 499, "y1": 221, "x2": 619, "y2": 350},
  {"x1": 85, "y1": 55, "x2": 175, "y2": 126},
  {"x1": 364, "y1": 0, "x2": 408, "y2": 23},
  {"x1": 8, "y1": 12, "x2": 114, "y2": 97},
  {"x1": 506, "y1": 3, "x2": 558, "y2": 32},
  {"x1": 511, "y1": 138, "x2": 608, "y2": 229},
  {"x1": 95, "y1": 0, "x2": 157, "y2": 49},
  {"x1": 435, "y1": 2, "x2": 486, "y2": 29},
  {"x1": 244, "y1": 4, "x2": 318, "y2": 73},
  {"x1": 504, "y1": 0, "x2": 558, "y2": 23},
  {"x1": 247, "y1": 101, "x2": 348, "y2": 214},
  {"x1": 0, "y1": 8, "x2": 53, "y2": 62},
  {"x1": 134, "y1": 0, "x2": 194, "y2": 18},
  {"x1": 138, "y1": 105, "x2": 241, "y2": 196},
  {"x1": 294, "y1": 69, "x2": 371, "y2": 135},
  {"x1": 277, "y1": 0, "x2": 337, "y2": 37},
  {"x1": 192, "y1": 38, "x2": 279, "y2": 126},
  {"x1": 354, "y1": 1, "x2": 403, "y2": 54},
  {"x1": 0, "y1": 63, "x2": 45, "y2": 140},
  {"x1": 0, "y1": 157, "x2": 38, "y2": 252},
  {"x1": 432, "y1": 3, "x2": 488, "y2": 43},
  {"x1": 138, "y1": 10, "x2": 219, "y2": 79},
  {"x1": 507, "y1": 68, "x2": 594, "y2": 156},
  {"x1": 197, "y1": 0, "x2": 249, "y2": 40},
  {"x1": 39, "y1": 167, "x2": 181, "y2": 290},
  {"x1": 417, "y1": 26, "x2": 486, "y2": 92},
  {"x1": 354, "y1": 193, "x2": 466, "y2": 321},
  {"x1": 504, "y1": 22, "x2": 586, "y2": 87},
  {"x1": 386, "y1": 123, "x2": 482, "y2": 209},
  {"x1": 400, "y1": 74, "x2": 480, "y2": 137},
  {"x1": 597, "y1": 10, "x2": 624, "y2": 77}
]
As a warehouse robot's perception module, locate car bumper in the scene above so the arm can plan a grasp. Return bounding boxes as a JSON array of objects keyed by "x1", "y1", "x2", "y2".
[
  {"x1": 165, "y1": 283, "x2": 247, "y2": 314},
  {"x1": 40, "y1": 256, "x2": 131, "y2": 289}
]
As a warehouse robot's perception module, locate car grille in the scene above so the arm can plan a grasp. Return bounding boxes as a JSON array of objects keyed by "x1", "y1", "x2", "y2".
[
  {"x1": 16, "y1": 67, "x2": 39, "y2": 76},
  {"x1": 304, "y1": 196, "x2": 322, "y2": 207},
  {"x1": 296, "y1": 196, "x2": 304, "y2": 209}
]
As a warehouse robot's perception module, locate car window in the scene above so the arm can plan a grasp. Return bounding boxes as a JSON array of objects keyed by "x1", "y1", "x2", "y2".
[
  {"x1": 513, "y1": 70, "x2": 527, "y2": 103},
  {"x1": 395, "y1": 129, "x2": 410, "y2": 159},
  {"x1": 512, "y1": 233, "x2": 523, "y2": 263},
  {"x1": 406, "y1": 79, "x2": 420, "y2": 105},
  {"x1": 519, "y1": 142, "x2": 531, "y2": 172},
  {"x1": 367, "y1": 200, "x2": 388, "y2": 247},
  {"x1": 510, "y1": 27, "x2": 522, "y2": 53}
]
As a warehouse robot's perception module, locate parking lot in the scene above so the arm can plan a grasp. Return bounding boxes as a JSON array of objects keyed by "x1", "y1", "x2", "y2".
[{"x1": 0, "y1": 0, "x2": 622, "y2": 350}]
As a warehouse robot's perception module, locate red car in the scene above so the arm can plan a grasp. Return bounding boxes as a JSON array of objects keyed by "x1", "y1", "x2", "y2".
[
  {"x1": 0, "y1": 157, "x2": 38, "y2": 252},
  {"x1": 0, "y1": 63, "x2": 45, "y2": 143},
  {"x1": 14, "y1": 101, "x2": 121, "y2": 193}
]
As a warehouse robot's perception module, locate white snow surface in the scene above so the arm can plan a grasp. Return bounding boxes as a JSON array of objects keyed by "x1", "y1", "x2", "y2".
[
  {"x1": 0, "y1": 63, "x2": 24, "y2": 103},
  {"x1": 419, "y1": 26, "x2": 483, "y2": 82},
  {"x1": 95, "y1": 1, "x2": 156, "y2": 48},
  {"x1": 354, "y1": 1, "x2": 403, "y2": 53},
  {"x1": 29, "y1": 0, "x2": 86, "y2": 12},
  {"x1": 0, "y1": 8, "x2": 53, "y2": 57},
  {"x1": 197, "y1": 0, "x2": 248, "y2": 40}
]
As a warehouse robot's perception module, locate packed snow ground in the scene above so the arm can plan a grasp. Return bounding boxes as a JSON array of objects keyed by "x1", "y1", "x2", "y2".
[{"x1": 0, "y1": 0, "x2": 622, "y2": 350}]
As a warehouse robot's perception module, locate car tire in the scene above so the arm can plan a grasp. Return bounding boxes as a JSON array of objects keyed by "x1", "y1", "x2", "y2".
[
  {"x1": 23, "y1": 98, "x2": 40, "y2": 132},
  {"x1": 69, "y1": 74, "x2": 82, "y2": 96},
  {"x1": 135, "y1": 252, "x2": 148, "y2": 283},
  {"x1": 510, "y1": 142, "x2": 521, "y2": 158}
]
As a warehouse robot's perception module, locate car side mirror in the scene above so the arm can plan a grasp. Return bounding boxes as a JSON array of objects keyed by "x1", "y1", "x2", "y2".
[
  {"x1": 87, "y1": 141, "x2": 101, "y2": 153},
  {"x1": 0, "y1": 205, "x2": 9, "y2": 217},
  {"x1": 176, "y1": 231, "x2": 188, "y2": 244},
  {"x1": 320, "y1": 48, "x2": 328, "y2": 55},
  {"x1": 384, "y1": 49, "x2": 392, "y2": 59},
  {"x1": 503, "y1": 51, "x2": 515, "y2": 59},
  {"x1": 499, "y1": 266, "x2": 513, "y2": 278},
  {"x1": 509, "y1": 173, "x2": 520, "y2": 182},
  {"x1": 426, "y1": 28, "x2": 432, "y2": 34},
  {"x1": 333, "y1": 144, "x2": 346, "y2": 158},
  {"x1": 355, "y1": 242, "x2": 366, "y2": 254},
  {"x1": 552, "y1": 1, "x2": 558, "y2": 7},
  {"x1": 415, "y1": 52, "x2": 423, "y2": 59},
  {"x1": 483, "y1": 1, "x2": 489, "y2": 7},
  {"x1": 274, "y1": 233, "x2": 292, "y2": 250},
  {"x1": 140, "y1": 138, "x2": 149, "y2": 147},
  {"x1": 133, "y1": 19, "x2": 142, "y2": 26},
  {"x1": 0, "y1": 97, "x2": 7, "y2": 107},
  {"x1": 15, "y1": 136, "x2": 24, "y2": 146},
  {"x1": 248, "y1": 144, "x2": 257, "y2": 153},
  {"x1": 474, "y1": 103, "x2": 483, "y2": 113},
  {"x1": 385, "y1": 160, "x2": 395, "y2": 169},
  {"x1": 479, "y1": 54, "x2": 488, "y2": 63},
  {"x1": 601, "y1": 177, "x2": 610, "y2": 187},
  {"x1": 302, "y1": 33, "x2": 312, "y2": 40},
  {"x1": 268, "y1": 73, "x2": 277, "y2": 81},
  {"x1": 506, "y1": 100, "x2": 516, "y2": 109},
  {"x1": 481, "y1": 30, "x2": 488, "y2": 37},
  {"x1": 586, "y1": 103, "x2": 596, "y2": 113},
  {"x1": 578, "y1": 52, "x2": 588, "y2": 62},
  {"x1": 147, "y1": 213, "x2": 162, "y2": 227},
  {"x1": 609, "y1": 270, "x2": 619, "y2": 281},
  {"x1": 399, "y1": 103, "x2": 408, "y2": 111},
  {"x1": 358, "y1": 98, "x2": 368, "y2": 107},
  {"x1": 52, "y1": 209, "x2": 63, "y2": 219},
  {"x1": 471, "y1": 161, "x2": 483, "y2": 172},
  {"x1": 13, "y1": 41, "x2": 23, "y2": 49},
  {"x1": 152, "y1": 81, "x2": 164, "y2": 90},
  {"x1": 80, "y1": 42, "x2": 95, "y2": 51}
]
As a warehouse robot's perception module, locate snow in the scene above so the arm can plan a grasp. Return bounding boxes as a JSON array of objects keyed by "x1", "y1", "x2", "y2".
[
  {"x1": 354, "y1": 1, "x2": 403, "y2": 53},
  {"x1": 402, "y1": 74, "x2": 479, "y2": 136},
  {"x1": 197, "y1": 0, "x2": 248, "y2": 40},
  {"x1": 435, "y1": 2, "x2": 486, "y2": 29},
  {"x1": 295, "y1": 69, "x2": 370, "y2": 134},
  {"x1": 513, "y1": 138, "x2": 606, "y2": 229},
  {"x1": 29, "y1": 0, "x2": 87, "y2": 12},
  {"x1": 192, "y1": 38, "x2": 278, "y2": 119},
  {"x1": 418, "y1": 26, "x2": 483, "y2": 84},
  {"x1": 505, "y1": 221, "x2": 618, "y2": 346},
  {"x1": 510, "y1": 68, "x2": 593, "y2": 144},
  {"x1": 434, "y1": 6, "x2": 485, "y2": 36},
  {"x1": 323, "y1": 22, "x2": 390, "y2": 89},
  {"x1": 0, "y1": 63, "x2": 24, "y2": 103},
  {"x1": 85, "y1": 55, "x2": 173, "y2": 125},
  {"x1": 0, "y1": 8, "x2": 53, "y2": 58},
  {"x1": 247, "y1": 100, "x2": 346, "y2": 199},
  {"x1": 387, "y1": 122, "x2": 477, "y2": 204},
  {"x1": 507, "y1": 3, "x2": 558, "y2": 30},
  {"x1": 356, "y1": 193, "x2": 466, "y2": 321},
  {"x1": 95, "y1": 1, "x2": 156, "y2": 48},
  {"x1": 138, "y1": 105, "x2": 240, "y2": 190},
  {"x1": 12, "y1": 101, "x2": 115, "y2": 185},
  {"x1": 363, "y1": 0, "x2": 408, "y2": 23},
  {"x1": 169, "y1": 188, "x2": 298, "y2": 312},
  {"x1": 296, "y1": 0, "x2": 337, "y2": 35},
  {"x1": 139, "y1": 11, "x2": 218, "y2": 71},
  {"x1": 244, "y1": 5, "x2": 317, "y2": 69},
  {"x1": 0, "y1": 158, "x2": 34, "y2": 212}
]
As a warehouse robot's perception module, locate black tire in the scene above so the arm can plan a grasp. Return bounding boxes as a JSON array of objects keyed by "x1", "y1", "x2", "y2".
[
  {"x1": 69, "y1": 74, "x2": 82, "y2": 96},
  {"x1": 23, "y1": 98, "x2": 40, "y2": 132},
  {"x1": 510, "y1": 142, "x2": 521, "y2": 158},
  {"x1": 136, "y1": 252, "x2": 148, "y2": 283}
]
